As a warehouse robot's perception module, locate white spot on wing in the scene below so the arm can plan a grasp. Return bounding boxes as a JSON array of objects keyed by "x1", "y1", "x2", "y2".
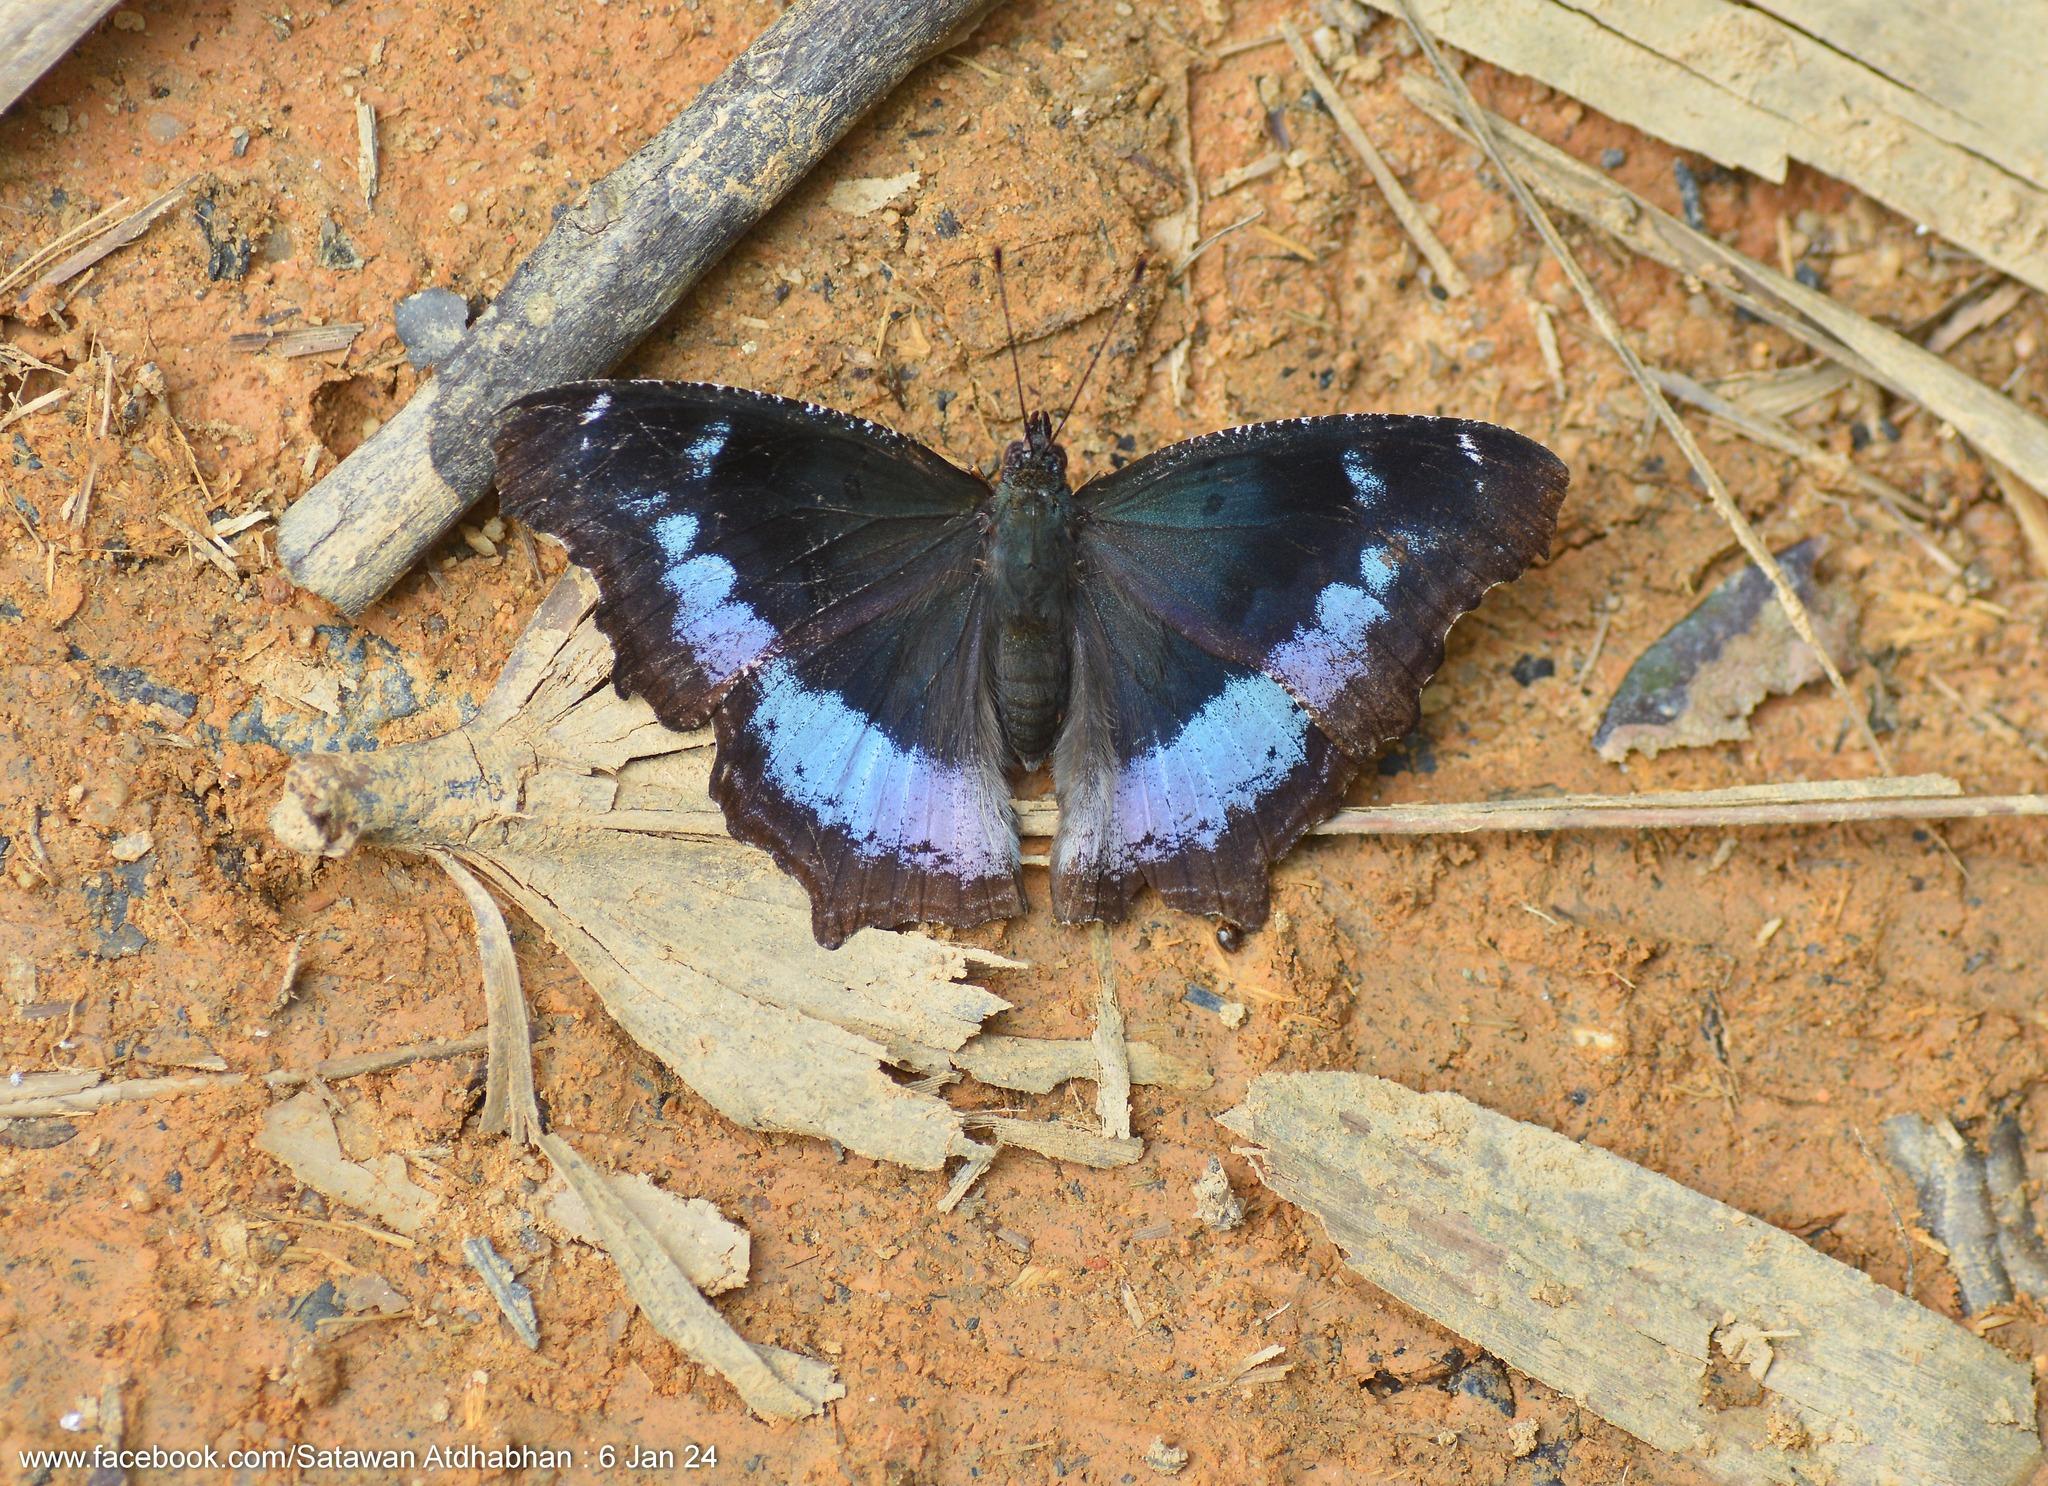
[
  {"x1": 1458, "y1": 430, "x2": 1482, "y2": 462},
  {"x1": 682, "y1": 420, "x2": 729, "y2": 482},
  {"x1": 1341, "y1": 447, "x2": 1385, "y2": 503},
  {"x1": 580, "y1": 391, "x2": 612, "y2": 424},
  {"x1": 748, "y1": 658, "x2": 1012, "y2": 875}
]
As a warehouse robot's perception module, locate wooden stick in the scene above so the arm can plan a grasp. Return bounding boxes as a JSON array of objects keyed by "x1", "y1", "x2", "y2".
[
  {"x1": 1387, "y1": 0, "x2": 1889, "y2": 772},
  {"x1": 275, "y1": 0, "x2": 1001, "y2": 616},
  {"x1": 1279, "y1": 20, "x2": 1470, "y2": 297}
]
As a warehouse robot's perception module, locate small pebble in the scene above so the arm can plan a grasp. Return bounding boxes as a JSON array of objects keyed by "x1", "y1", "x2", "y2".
[
  {"x1": 1599, "y1": 146, "x2": 1626, "y2": 170},
  {"x1": 108, "y1": 830, "x2": 153, "y2": 863},
  {"x1": 448, "y1": 201, "x2": 471, "y2": 225},
  {"x1": 1144, "y1": 1439, "x2": 1189, "y2": 1476},
  {"x1": 146, "y1": 112, "x2": 187, "y2": 143},
  {"x1": 112, "y1": 9, "x2": 145, "y2": 29}
]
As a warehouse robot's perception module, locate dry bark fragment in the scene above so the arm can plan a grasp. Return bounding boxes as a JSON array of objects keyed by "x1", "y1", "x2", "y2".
[{"x1": 1222, "y1": 1072, "x2": 2040, "y2": 1486}]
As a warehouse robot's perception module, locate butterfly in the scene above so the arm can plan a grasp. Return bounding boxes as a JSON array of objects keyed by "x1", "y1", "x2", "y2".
[{"x1": 495, "y1": 381, "x2": 1567, "y2": 948}]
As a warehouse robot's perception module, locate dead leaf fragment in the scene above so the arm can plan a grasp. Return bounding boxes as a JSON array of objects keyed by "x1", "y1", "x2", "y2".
[
  {"x1": 546, "y1": 1171, "x2": 750, "y2": 1295},
  {"x1": 255, "y1": 1090, "x2": 439, "y2": 1235},
  {"x1": 1595, "y1": 538, "x2": 1855, "y2": 762}
]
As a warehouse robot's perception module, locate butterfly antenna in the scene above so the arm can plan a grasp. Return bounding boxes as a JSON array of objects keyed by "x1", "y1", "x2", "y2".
[
  {"x1": 1052, "y1": 259, "x2": 1146, "y2": 443},
  {"x1": 993, "y1": 248, "x2": 1030, "y2": 431}
]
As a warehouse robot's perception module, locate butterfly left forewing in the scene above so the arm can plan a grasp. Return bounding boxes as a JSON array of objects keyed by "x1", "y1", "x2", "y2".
[{"x1": 1052, "y1": 416, "x2": 1567, "y2": 928}]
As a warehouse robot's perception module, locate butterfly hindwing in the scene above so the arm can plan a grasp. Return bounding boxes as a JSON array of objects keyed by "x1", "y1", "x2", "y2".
[
  {"x1": 1051, "y1": 573, "x2": 1355, "y2": 927},
  {"x1": 496, "y1": 381, "x2": 1021, "y2": 947},
  {"x1": 1052, "y1": 416, "x2": 1568, "y2": 928}
]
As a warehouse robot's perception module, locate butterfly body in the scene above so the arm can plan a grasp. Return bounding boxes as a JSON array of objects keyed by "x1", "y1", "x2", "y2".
[
  {"x1": 496, "y1": 380, "x2": 1569, "y2": 948},
  {"x1": 987, "y1": 410, "x2": 1077, "y2": 767}
]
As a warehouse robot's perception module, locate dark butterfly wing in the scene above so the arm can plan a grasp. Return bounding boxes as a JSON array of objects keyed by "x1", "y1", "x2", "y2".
[
  {"x1": 1051, "y1": 416, "x2": 1568, "y2": 927},
  {"x1": 495, "y1": 381, "x2": 1021, "y2": 947}
]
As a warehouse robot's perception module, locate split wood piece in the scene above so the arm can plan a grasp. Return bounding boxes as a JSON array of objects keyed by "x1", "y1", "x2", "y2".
[
  {"x1": 546, "y1": 1169, "x2": 752, "y2": 1296},
  {"x1": 429, "y1": 849, "x2": 540, "y2": 1147},
  {"x1": 1884, "y1": 1113, "x2": 2012, "y2": 1316},
  {"x1": 1222, "y1": 1072, "x2": 2041, "y2": 1486},
  {"x1": 1278, "y1": 20, "x2": 1469, "y2": 296},
  {"x1": 966, "y1": 1114, "x2": 1144, "y2": 1169},
  {"x1": 0, "y1": 0, "x2": 122, "y2": 116},
  {"x1": 539, "y1": 1133, "x2": 841, "y2": 1420},
  {"x1": 1350, "y1": 0, "x2": 2048, "y2": 295},
  {"x1": 1389, "y1": 7, "x2": 1884, "y2": 772},
  {"x1": 951, "y1": 1035, "x2": 1209, "y2": 1095},
  {"x1": 1015, "y1": 774, "x2": 2048, "y2": 838},
  {"x1": 1399, "y1": 76, "x2": 2048, "y2": 527},
  {"x1": 274, "y1": 0, "x2": 1001, "y2": 616},
  {"x1": 1090, "y1": 924, "x2": 1132, "y2": 1142}
]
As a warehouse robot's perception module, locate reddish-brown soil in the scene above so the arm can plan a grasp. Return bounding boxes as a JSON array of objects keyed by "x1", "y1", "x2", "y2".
[{"x1": 4, "y1": 0, "x2": 2045, "y2": 1481}]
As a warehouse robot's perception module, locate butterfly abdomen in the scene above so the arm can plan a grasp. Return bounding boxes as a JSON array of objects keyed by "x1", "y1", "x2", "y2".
[{"x1": 987, "y1": 474, "x2": 1076, "y2": 768}]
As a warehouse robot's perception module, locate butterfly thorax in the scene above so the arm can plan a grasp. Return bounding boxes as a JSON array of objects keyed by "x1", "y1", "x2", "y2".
[{"x1": 987, "y1": 413, "x2": 1076, "y2": 768}]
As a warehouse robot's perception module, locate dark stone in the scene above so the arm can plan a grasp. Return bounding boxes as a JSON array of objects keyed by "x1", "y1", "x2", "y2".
[
  {"x1": 1672, "y1": 158, "x2": 1705, "y2": 230},
  {"x1": 317, "y1": 217, "x2": 364, "y2": 271},
  {"x1": 1511, "y1": 654, "x2": 1556, "y2": 686},
  {"x1": 393, "y1": 287, "x2": 470, "y2": 370}
]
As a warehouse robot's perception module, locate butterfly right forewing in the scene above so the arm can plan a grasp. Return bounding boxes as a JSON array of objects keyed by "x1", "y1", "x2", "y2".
[{"x1": 496, "y1": 381, "x2": 1024, "y2": 947}]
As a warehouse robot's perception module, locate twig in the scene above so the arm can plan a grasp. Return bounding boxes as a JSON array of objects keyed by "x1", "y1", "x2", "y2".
[
  {"x1": 0, "y1": 1072, "x2": 247, "y2": 1118},
  {"x1": 0, "y1": 386, "x2": 70, "y2": 433},
  {"x1": 1170, "y1": 206, "x2": 1265, "y2": 281},
  {"x1": 1280, "y1": 20, "x2": 1470, "y2": 297},
  {"x1": 7, "y1": 183, "x2": 187, "y2": 303},
  {"x1": 274, "y1": 0, "x2": 1004, "y2": 616},
  {"x1": 1015, "y1": 775, "x2": 2045, "y2": 838},
  {"x1": 1397, "y1": 76, "x2": 2048, "y2": 546},
  {"x1": 262, "y1": 1032, "x2": 491, "y2": 1088},
  {"x1": 1387, "y1": 0, "x2": 1887, "y2": 770},
  {"x1": 1644, "y1": 363, "x2": 1959, "y2": 578}
]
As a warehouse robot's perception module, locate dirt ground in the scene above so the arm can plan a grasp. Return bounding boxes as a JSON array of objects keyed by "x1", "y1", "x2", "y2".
[{"x1": 4, "y1": 0, "x2": 2047, "y2": 1481}]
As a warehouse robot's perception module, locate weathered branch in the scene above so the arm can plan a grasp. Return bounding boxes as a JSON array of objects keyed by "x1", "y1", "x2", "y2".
[{"x1": 275, "y1": 0, "x2": 1000, "y2": 616}]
